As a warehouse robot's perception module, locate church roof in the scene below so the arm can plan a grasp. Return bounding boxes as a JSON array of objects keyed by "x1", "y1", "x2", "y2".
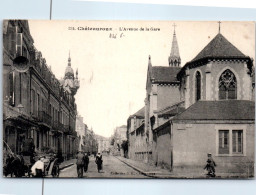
[
  {"x1": 192, "y1": 33, "x2": 246, "y2": 62},
  {"x1": 170, "y1": 32, "x2": 180, "y2": 58},
  {"x1": 151, "y1": 66, "x2": 181, "y2": 83},
  {"x1": 157, "y1": 101, "x2": 185, "y2": 118},
  {"x1": 129, "y1": 107, "x2": 145, "y2": 119},
  {"x1": 172, "y1": 100, "x2": 255, "y2": 121},
  {"x1": 177, "y1": 33, "x2": 253, "y2": 80}
]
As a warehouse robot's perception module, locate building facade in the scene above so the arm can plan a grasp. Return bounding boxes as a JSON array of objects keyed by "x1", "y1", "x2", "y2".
[
  {"x1": 127, "y1": 107, "x2": 145, "y2": 160},
  {"x1": 128, "y1": 24, "x2": 255, "y2": 177},
  {"x1": 83, "y1": 129, "x2": 98, "y2": 154},
  {"x1": 111, "y1": 125, "x2": 127, "y2": 156},
  {"x1": 3, "y1": 20, "x2": 79, "y2": 160},
  {"x1": 143, "y1": 29, "x2": 182, "y2": 163},
  {"x1": 96, "y1": 135, "x2": 110, "y2": 154},
  {"x1": 76, "y1": 115, "x2": 86, "y2": 151},
  {"x1": 152, "y1": 30, "x2": 255, "y2": 176}
]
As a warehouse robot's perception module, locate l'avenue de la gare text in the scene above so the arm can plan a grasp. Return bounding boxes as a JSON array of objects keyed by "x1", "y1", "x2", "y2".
[
  {"x1": 68, "y1": 26, "x2": 160, "y2": 31},
  {"x1": 119, "y1": 27, "x2": 160, "y2": 31}
]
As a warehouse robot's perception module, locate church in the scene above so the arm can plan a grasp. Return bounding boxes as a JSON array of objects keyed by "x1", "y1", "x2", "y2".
[{"x1": 128, "y1": 22, "x2": 255, "y2": 177}]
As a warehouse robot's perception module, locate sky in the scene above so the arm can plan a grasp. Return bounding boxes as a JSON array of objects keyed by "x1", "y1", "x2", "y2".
[{"x1": 28, "y1": 21, "x2": 255, "y2": 137}]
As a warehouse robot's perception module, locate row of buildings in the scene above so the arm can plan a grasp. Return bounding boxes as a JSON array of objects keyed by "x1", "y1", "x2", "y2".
[
  {"x1": 95, "y1": 134, "x2": 110, "y2": 154},
  {"x1": 76, "y1": 115, "x2": 98, "y2": 154},
  {"x1": 76, "y1": 115, "x2": 113, "y2": 155},
  {"x1": 3, "y1": 20, "x2": 80, "y2": 160},
  {"x1": 127, "y1": 25, "x2": 255, "y2": 176},
  {"x1": 110, "y1": 125, "x2": 128, "y2": 156}
]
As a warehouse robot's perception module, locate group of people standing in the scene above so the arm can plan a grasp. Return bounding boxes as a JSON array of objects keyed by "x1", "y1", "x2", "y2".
[{"x1": 76, "y1": 151, "x2": 103, "y2": 178}]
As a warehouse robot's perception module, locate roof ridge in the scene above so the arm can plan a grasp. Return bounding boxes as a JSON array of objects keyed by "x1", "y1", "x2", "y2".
[
  {"x1": 156, "y1": 101, "x2": 184, "y2": 113},
  {"x1": 192, "y1": 33, "x2": 246, "y2": 62},
  {"x1": 173, "y1": 100, "x2": 255, "y2": 121}
]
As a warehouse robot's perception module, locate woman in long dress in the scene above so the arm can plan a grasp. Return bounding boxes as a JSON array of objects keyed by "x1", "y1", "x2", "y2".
[{"x1": 95, "y1": 153, "x2": 103, "y2": 173}]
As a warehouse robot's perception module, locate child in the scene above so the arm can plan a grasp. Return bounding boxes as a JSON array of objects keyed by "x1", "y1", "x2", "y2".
[{"x1": 204, "y1": 153, "x2": 216, "y2": 177}]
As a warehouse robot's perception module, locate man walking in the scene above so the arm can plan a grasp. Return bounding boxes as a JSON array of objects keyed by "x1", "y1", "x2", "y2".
[
  {"x1": 76, "y1": 151, "x2": 85, "y2": 178},
  {"x1": 84, "y1": 152, "x2": 89, "y2": 173}
]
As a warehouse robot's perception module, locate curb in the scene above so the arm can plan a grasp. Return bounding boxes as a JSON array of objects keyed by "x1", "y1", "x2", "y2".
[
  {"x1": 114, "y1": 156, "x2": 157, "y2": 178},
  {"x1": 59, "y1": 163, "x2": 74, "y2": 171}
]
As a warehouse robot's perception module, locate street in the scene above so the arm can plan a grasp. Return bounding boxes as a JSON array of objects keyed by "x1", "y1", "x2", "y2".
[{"x1": 59, "y1": 155, "x2": 148, "y2": 178}]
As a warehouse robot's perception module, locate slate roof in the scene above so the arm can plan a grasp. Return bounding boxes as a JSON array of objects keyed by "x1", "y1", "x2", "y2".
[
  {"x1": 177, "y1": 33, "x2": 253, "y2": 80},
  {"x1": 157, "y1": 101, "x2": 185, "y2": 118},
  {"x1": 170, "y1": 32, "x2": 180, "y2": 58},
  {"x1": 159, "y1": 107, "x2": 185, "y2": 118},
  {"x1": 192, "y1": 33, "x2": 246, "y2": 61},
  {"x1": 129, "y1": 107, "x2": 145, "y2": 119},
  {"x1": 151, "y1": 66, "x2": 181, "y2": 83},
  {"x1": 172, "y1": 100, "x2": 255, "y2": 121}
]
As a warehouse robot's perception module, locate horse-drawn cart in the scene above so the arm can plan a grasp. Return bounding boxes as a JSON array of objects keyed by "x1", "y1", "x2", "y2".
[{"x1": 3, "y1": 140, "x2": 60, "y2": 178}]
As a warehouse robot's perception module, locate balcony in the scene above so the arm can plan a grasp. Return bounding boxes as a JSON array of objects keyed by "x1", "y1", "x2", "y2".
[
  {"x1": 52, "y1": 120, "x2": 59, "y2": 131},
  {"x1": 63, "y1": 125, "x2": 69, "y2": 133},
  {"x1": 58, "y1": 122, "x2": 64, "y2": 132},
  {"x1": 38, "y1": 111, "x2": 51, "y2": 126}
]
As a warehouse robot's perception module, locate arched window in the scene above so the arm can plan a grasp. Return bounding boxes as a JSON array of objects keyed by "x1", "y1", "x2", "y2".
[
  {"x1": 174, "y1": 60, "x2": 177, "y2": 67},
  {"x1": 195, "y1": 71, "x2": 201, "y2": 101},
  {"x1": 219, "y1": 69, "x2": 237, "y2": 100}
]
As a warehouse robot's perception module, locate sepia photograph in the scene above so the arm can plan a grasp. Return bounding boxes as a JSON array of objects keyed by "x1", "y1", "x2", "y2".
[{"x1": 2, "y1": 20, "x2": 255, "y2": 178}]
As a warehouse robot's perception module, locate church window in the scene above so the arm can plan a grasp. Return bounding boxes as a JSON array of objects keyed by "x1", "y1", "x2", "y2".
[
  {"x1": 195, "y1": 71, "x2": 201, "y2": 101},
  {"x1": 218, "y1": 129, "x2": 244, "y2": 155},
  {"x1": 219, "y1": 69, "x2": 237, "y2": 100},
  {"x1": 232, "y1": 130, "x2": 243, "y2": 154},
  {"x1": 219, "y1": 130, "x2": 229, "y2": 154}
]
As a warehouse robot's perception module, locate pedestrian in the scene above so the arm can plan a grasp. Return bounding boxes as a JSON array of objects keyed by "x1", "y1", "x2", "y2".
[
  {"x1": 31, "y1": 156, "x2": 45, "y2": 177},
  {"x1": 76, "y1": 151, "x2": 85, "y2": 178},
  {"x1": 204, "y1": 153, "x2": 216, "y2": 177},
  {"x1": 95, "y1": 153, "x2": 103, "y2": 173},
  {"x1": 84, "y1": 152, "x2": 89, "y2": 173}
]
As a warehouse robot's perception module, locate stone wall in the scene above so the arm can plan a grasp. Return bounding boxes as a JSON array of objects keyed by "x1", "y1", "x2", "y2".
[{"x1": 172, "y1": 122, "x2": 255, "y2": 176}]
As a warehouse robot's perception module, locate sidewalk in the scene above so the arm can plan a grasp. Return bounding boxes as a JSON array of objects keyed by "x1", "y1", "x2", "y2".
[
  {"x1": 59, "y1": 159, "x2": 76, "y2": 170},
  {"x1": 116, "y1": 156, "x2": 214, "y2": 178},
  {"x1": 115, "y1": 156, "x2": 175, "y2": 178},
  {"x1": 115, "y1": 156, "x2": 252, "y2": 179}
]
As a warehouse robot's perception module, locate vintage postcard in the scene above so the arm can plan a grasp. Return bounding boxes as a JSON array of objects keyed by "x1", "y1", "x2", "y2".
[{"x1": 2, "y1": 20, "x2": 255, "y2": 178}]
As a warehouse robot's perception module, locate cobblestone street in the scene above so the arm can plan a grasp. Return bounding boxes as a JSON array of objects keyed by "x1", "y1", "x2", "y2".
[{"x1": 59, "y1": 155, "x2": 149, "y2": 178}]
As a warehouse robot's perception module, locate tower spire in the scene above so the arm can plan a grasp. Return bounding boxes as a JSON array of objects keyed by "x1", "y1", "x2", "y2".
[
  {"x1": 168, "y1": 24, "x2": 181, "y2": 67},
  {"x1": 218, "y1": 21, "x2": 221, "y2": 34},
  {"x1": 173, "y1": 23, "x2": 176, "y2": 35}
]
